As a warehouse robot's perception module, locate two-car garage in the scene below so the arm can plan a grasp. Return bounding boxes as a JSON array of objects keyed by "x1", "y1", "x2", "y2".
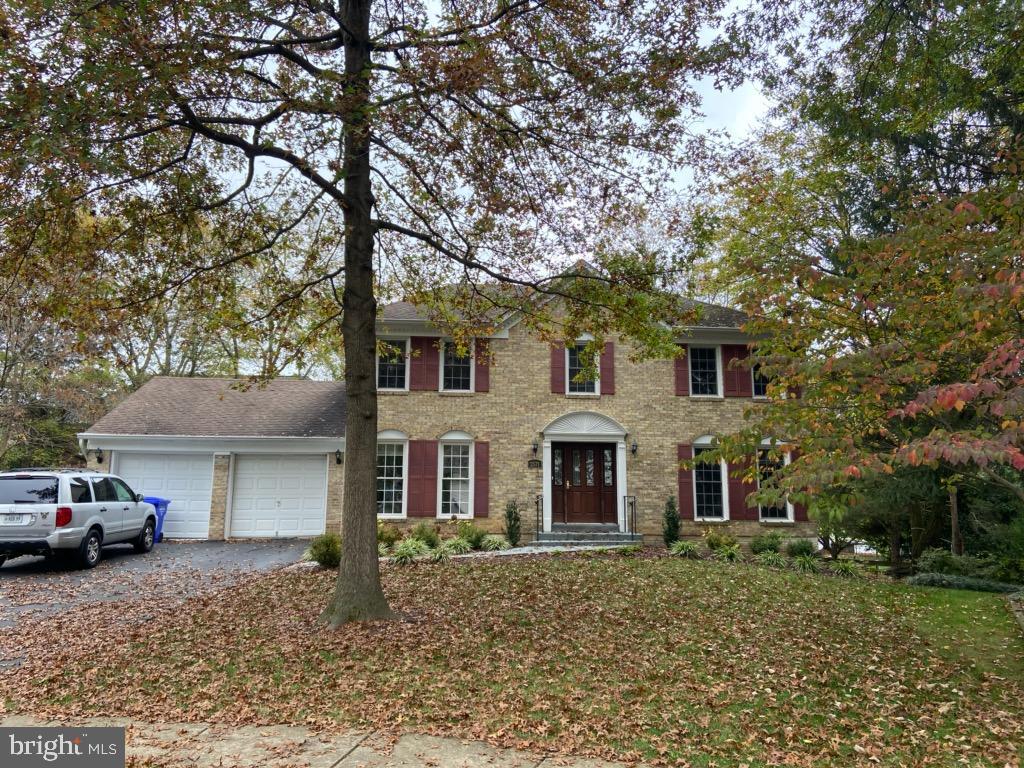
[{"x1": 80, "y1": 377, "x2": 346, "y2": 541}]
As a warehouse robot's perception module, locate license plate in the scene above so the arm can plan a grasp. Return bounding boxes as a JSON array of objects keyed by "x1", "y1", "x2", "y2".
[{"x1": 0, "y1": 513, "x2": 30, "y2": 526}]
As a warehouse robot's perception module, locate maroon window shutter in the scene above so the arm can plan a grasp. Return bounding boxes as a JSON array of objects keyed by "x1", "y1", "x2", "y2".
[
  {"x1": 407, "y1": 440, "x2": 438, "y2": 517},
  {"x1": 550, "y1": 343, "x2": 565, "y2": 393},
  {"x1": 474, "y1": 339, "x2": 490, "y2": 393},
  {"x1": 474, "y1": 441, "x2": 489, "y2": 518},
  {"x1": 409, "y1": 337, "x2": 438, "y2": 391},
  {"x1": 728, "y1": 457, "x2": 759, "y2": 520},
  {"x1": 677, "y1": 444, "x2": 694, "y2": 520},
  {"x1": 723, "y1": 344, "x2": 752, "y2": 397},
  {"x1": 600, "y1": 342, "x2": 615, "y2": 395},
  {"x1": 674, "y1": 346, "x2": 690, "y2": 396}
]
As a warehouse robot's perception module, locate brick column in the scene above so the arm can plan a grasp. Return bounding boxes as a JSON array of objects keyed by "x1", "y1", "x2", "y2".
[
  {"x1": 208, "y1": 454, "x2": 231, "y2": 540},
  {"x1": 327, "y1": 453, "x2": 345, "y2": 535}
]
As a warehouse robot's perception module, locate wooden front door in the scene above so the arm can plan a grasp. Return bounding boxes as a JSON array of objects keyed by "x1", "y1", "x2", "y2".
[{"x1": 551, "y1": 442, "x2": 617, "y2": 524}]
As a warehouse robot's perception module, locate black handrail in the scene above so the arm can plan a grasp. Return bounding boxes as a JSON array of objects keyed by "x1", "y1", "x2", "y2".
[{"x1": 535, "y1": 493, "x2": 543, "y2": 541}]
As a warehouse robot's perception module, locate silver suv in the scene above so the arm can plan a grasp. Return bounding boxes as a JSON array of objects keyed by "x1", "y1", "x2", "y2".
[{"x1": 0, "y1": 470, "x2": 157, "y2": 569}]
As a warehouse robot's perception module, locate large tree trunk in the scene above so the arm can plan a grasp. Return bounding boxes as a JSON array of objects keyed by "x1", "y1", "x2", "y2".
[
  {"x1": 321, "y1": 0, "x2": 395, "y2": 626},
  {"x1": 949, "y1": 486, "x2": 964, "y2": 556}
]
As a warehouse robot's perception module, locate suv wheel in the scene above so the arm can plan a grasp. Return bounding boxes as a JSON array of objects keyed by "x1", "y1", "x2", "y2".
[
  {"x1": 78, "y1": 529, "x2": 102, "y2": 569},
  {"x1": 134, "y1": 519, "x2": 155, "y2": 554}
]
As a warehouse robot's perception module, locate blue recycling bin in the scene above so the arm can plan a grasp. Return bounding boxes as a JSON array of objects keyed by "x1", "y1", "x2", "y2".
[{"x1": 143, "y1": 496, "x2": 171, "y2": 543}]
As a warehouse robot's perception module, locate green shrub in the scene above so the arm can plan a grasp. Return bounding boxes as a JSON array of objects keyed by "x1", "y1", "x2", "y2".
[
  {"x1": 429, "y1": 546, "x2": 452, "y2": 564},
  {"x1": 906, "y1": 572, "x2": 1020, "y2": 593},
  {"x1": 755, "y1": 551, "x2": 788, "y2": 568},
  {"x1": 662, "y1": 496, "x2": 680, "y2": 547},
  {"x1": 376, "y1": 521, "x2": 402, "y2": 547},
  {"x1": 715, "y1": 543, "x2": 743, "y2": 562},
  {"x1": 408, "y1": 521, "x2": 441, "y2": 549},
  {"x1": 442, "y1": 537, "x2": 473, "y2": 555},
  {"x1": 785, "y1": 538, "x2": 816, "y2": 558},
  {"x1": 378, "y1": 542, "x2": 391, "y2": 558},
  {"x1": 829, "y1": 559, "x2": 860, "y2": 578},
  {"x1": 503, "y1": 500, "x2": 522, "y2": 547},
  {"x1": 481, "y1": 534, "x2": 511, "y2": 551},
  {"x1": 751, "y1": 530, "x2": 784, "y2": 555},
  {"x1": 308, "y1": 533, "x2": 341, "y2": 568},
  {"x1": 456, "y1": 521, "x2": 487, "y2": 550},
  {"x1": 392, "y1": 537, "x2": 430, "y2": 565},
  {"x1": 792, "y1": 553, "x2": 819, "y2": 573},
  {"x1": 669, "y1": 540, "x2": 700, "y2": 558},
  {"x1": 915, "y1": 548, "x2": 1023, "y2": 584},
  {"x1": 704, "y1": 529, "x2": 738, "y2": 553},
  {"x1": 619, "y1": 544, "x2": 643, "y2": 557}
]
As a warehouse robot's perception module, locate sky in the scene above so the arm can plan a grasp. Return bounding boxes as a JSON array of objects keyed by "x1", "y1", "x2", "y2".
[{"x1": 696, "y1": 79, "x2": 773, "y2": 139}]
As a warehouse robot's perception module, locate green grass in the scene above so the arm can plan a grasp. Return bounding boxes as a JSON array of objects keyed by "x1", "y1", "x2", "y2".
[{"x1": 5, "y1": 555, "x2": 1023, "y2": 767}]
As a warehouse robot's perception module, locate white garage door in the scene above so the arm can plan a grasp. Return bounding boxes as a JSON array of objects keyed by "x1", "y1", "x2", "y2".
[
  {"x1": 229, "y1": 454, "x2": 327, "y2": 538},
  {"x1": 116, "y1": 452, "x2": 214, "y2": 539}
]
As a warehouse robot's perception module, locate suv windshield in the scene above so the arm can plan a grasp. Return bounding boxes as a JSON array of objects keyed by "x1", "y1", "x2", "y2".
[{"x1": 0, "y1": 477, "x2": 59, "y2": 504}]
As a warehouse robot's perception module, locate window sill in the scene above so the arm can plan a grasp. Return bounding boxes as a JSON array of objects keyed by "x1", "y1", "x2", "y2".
[
  {"x1": 437, "y1": 514, "x2": 474, "y2": 520},
  {"x1": 695, "y1": 517, "x2": 729, "y2": 523},
  {"x1": 565, "y1": 392, "x2": 600, "y2": 399},
  {"x1": 689, "y1": 395, "x2": 724, "y2": 401},
  {"x1": 440, "y1": 390, "x2": 475, "y2": 397},
  {"x1": 759, "y1": 519, "x2": 795, "y2": 525},
  {"x1": 379, "y1": 389, "x2": 409, "y2": 395},
  {"x1": 377, "y1": 514, "x2": 407, "y2": 520}
]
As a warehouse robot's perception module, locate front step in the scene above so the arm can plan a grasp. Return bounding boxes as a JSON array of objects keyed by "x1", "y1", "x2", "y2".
[{"x1": 534, "y1": 530, "x2": 643, "y2": 547}]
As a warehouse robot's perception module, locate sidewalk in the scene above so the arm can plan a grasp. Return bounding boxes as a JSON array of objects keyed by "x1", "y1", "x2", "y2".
[{"x1": 1, "y1": 716, "x2": 645, "y2": 767}]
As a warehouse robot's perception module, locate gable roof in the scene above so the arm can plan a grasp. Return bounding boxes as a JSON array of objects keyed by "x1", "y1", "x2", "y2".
[{"x1": 83, "y1": 377, "x2": 346, "y2": 438}]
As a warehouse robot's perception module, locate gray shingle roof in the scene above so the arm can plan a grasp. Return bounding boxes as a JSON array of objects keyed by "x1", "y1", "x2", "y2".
[
  {"x1": 84, "y1": 377, "x2": 346, "y2": 438},
  {"x1": 380, "y1": 296, "x2": 748, "y2": 329}
]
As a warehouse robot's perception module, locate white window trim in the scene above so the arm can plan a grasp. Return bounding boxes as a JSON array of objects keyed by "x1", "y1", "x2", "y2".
[
  {"x1": 565, "y1": 341, "x2": 600, "y2": 397},
  {"x1": 689, "y1": 345, "x2": 724, "y2": 399},
  {"x1": 376, "y1": 439, "x2": 408, "y2": 519},
  {"x1": 377, "y1": 337, "x2": 410, "y2": 392},
  {"x1": 757, "y1": 448, "x2": 794, "y2": 523},
  {"x1": 439, "y1": 339, "x2": 475, "y2": 393},
  {"x1": 436, "y1": 439, "x2": 475, "y2": 519},
  {"x1": 692, "y1": 438, "x2": 730, "y2": 521}
]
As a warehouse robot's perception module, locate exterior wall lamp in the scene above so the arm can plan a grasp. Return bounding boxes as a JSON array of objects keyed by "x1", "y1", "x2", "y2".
[
  {"x1": 95, "y1": 448, "x2": 104, "y2": 464},
  {"x1": 531, "y1": 441, "x2": 539, "y2": 455},
  {"x1": 630, "y1": 441, "x2": 638, "y2": 456},
  {"x1": 335, "y1": 449, "x2": 343, "y2": 465}
]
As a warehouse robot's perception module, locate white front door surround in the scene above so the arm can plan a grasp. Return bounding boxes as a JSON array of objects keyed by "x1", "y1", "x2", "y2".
[{"x1": 541, "y1": 411, "x2": 629, "y2": 533}]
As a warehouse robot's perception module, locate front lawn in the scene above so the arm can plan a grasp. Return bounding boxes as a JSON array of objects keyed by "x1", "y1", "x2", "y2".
[{"x1": 3, "y1": 554, "x2": 1022, "y2": 766}]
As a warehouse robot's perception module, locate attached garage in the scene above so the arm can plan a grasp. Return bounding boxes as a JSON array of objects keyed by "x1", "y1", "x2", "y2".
[
  {"x1": 79, "y1": 376, "x2": 346, "y2": 541},
  {"x1": 116, "y1": 452, "x2": 214, "y2": 539},
  {"x1": 229, "y1": 454, "x2": 328, "y2": 538}
]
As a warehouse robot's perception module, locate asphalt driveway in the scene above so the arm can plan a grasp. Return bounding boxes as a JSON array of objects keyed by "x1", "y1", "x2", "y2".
[{"x1": 0, "y1": 540, "x2": 308, "y2": 635}]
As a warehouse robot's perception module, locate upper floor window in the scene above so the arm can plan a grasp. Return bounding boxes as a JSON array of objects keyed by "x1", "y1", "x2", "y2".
[
  {"x1": 442, "y1": 341, "x2": 473, "y2": 392},
  {"x1": 752, "y1": 364, "x2": 770, "y2": 398},
  {"x1": 567, "y1": 342, "x2": 598, "y2": 395},
  {"x1": 689, "y1": 346, "x2": 720, "y2": 396},
  {"x1": 377, "y1": 339, "x2": 408, "y2": 390}
]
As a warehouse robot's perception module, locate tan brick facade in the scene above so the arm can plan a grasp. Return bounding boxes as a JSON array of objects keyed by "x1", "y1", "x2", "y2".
[{"x1": 378, "y1": 322, "x2": 816, "y2": 543}]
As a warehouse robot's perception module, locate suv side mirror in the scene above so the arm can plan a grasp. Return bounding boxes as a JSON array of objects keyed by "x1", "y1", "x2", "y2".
[{"x1": 136, "y1": 493, "x2": 145, "y2": 503}]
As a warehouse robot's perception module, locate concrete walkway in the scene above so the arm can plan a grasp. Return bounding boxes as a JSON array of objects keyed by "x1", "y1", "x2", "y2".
[{"x1": 1, "y1": 716, "x2": 645, "y2": 767}]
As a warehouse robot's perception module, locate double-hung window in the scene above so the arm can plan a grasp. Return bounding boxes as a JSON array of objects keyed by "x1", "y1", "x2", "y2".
[
  {"x1": 442, "y1": 342, "x2": 473, "y2": 392},
  {"x1": 752, "y1": 364, "x2": 770, "y2": 398},
  {"x1": 693, "y1": 444, "x2": 726, "y2": 519},
  {"x1": 758, "y1": 448, "x2": 792, "y2": 521},
  {"x1": 689, "y1": 346, "x2": 720, "y2": 396},
  {"x1": 439, "y1": 443, "x2": 472, "y2": 517},
  {"x1": 567, "y1": 343, "x2": 598, "y2": 394},
  {"x1": 377, "y1": 340, "x2": 408, "y2": 390},
  {"x1": 376, "y1": 443, "x2": 406, "y2": 517}
]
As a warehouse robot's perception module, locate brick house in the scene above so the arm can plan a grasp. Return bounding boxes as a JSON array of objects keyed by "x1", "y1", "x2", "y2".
[
  {"x1": 373, "y1": 298, "x2": 813, "y2": 543},
  {"x1": 79, "y1": 297, "x2": 814, "y2": 543}
]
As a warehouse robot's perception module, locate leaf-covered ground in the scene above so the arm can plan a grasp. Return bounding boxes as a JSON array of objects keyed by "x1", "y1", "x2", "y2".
[{"x1": 3, "y1": 554, "x2": 1023, "y2": 767}]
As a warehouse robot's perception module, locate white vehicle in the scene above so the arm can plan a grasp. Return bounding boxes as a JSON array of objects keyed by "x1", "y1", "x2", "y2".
[{"x1": 0, "y1": 469, "x2": 157, "y2": 569}]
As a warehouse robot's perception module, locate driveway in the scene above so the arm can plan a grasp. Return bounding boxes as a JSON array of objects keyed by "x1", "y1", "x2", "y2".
[{"x1": 0, "y1": 540, "x2": 308, "y2": 633}]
